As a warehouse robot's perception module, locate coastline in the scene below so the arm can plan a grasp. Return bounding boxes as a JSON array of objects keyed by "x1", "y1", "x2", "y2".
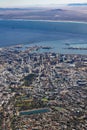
[
  {"x1": 0, "y1": 18, "x2": 87, "y2": 55},
  {"x1": 0, "y1": 18, "x2": 87, "y2": 24}
]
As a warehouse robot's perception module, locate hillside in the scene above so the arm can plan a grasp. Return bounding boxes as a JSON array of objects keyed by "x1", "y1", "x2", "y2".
[{"x1": 0, "y1": 6, "x2": 87, "y2": 22}]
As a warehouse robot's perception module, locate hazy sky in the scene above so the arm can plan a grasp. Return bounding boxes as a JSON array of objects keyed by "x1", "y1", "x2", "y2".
[{"x1": 0, "y1": 0, "x2": 87, "y2": 7}]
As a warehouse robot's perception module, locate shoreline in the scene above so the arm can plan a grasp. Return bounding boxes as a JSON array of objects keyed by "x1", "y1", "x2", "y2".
[
  {"x1": 0, "y1": 18, "x2": 87, "y2": 24},
  {"x1": 0, "y1": 19, "x2": 87, "y2": 55},
  {"x1": 0, "y1": 43, "x2": 87, "y2": 56}
]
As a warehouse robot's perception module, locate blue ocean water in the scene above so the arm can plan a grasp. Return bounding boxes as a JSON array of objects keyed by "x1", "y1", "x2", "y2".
[{"x1": 0, "y1": 20, "x2": 87, "y2": 54}]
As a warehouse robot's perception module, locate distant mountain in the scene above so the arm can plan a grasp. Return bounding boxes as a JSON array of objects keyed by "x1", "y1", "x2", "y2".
[
  {"x1": 0, "y1": 7, "x2": 44, "y2": 10},
  {"x1": 50, "y1": 9, "x2": 64, "y2": 12},
  {"x1": 68, "y1": 3, "x2": 87, "y2": 6},
  {"x1": 1, "y1": 6, "x2": 87, "y2": 22},
  {"x1": 0, "y1": 8, "x2": 25, "y2": 10}
]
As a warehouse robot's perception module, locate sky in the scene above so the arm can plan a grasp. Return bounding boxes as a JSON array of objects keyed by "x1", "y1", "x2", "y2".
[{"x1": 0, "y1": 0, "x2": 87, "y2": 7}]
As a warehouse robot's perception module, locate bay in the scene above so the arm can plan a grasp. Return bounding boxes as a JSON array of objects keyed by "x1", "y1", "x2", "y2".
[{"x1": 0, "y1": 20, "x2": 87, "y2": 54}]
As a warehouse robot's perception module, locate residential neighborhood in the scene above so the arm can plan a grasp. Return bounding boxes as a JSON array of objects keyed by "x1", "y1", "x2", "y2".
[{"x1": 0, "y1": 45, "x2": 87, "y2": 130}]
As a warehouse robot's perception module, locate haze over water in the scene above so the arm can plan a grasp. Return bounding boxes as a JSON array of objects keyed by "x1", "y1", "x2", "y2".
[{"x1": 0, "y1": 20, "x2": 87, "y2": 54}]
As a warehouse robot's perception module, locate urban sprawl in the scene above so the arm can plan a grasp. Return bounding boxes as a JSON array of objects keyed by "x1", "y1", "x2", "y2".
[{"x1": 0, "y1": 45, "x2": 87, "y2": 130}]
